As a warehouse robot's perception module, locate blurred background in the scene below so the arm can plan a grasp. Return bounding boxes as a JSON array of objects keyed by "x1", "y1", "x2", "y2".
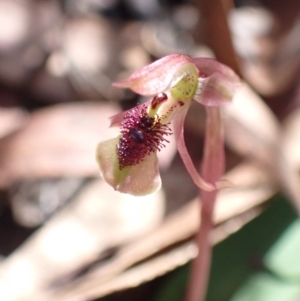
[{"x1": 0, "y1": 0, "x2": 300, "y2": 300}]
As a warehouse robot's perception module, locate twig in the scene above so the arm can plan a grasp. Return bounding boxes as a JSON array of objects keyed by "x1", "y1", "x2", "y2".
[{"x1": 196, "y1": 0, "x2": 241, "y2": 77}]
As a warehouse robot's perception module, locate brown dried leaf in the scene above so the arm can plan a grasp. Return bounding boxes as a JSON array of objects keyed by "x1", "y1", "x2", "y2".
[
  {"x1": 223, "y1": 83, "x2": 300, "y2": 214},
  {"x1": 0, "y1": 102, "x2": 120, "y2": 187},
  {"x1": 0, "y1": 179, "x2": 165, "y2": 301},
  {"x1": 51, "y1": 210, "x2": 261, "y2": 301},
  {"x1": 0, "y1": 107, "x2": 27, "y2": 139}
]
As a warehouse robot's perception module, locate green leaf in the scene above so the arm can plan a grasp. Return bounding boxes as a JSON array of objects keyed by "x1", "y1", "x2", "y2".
[
  {"x1": 265, "y1": 220, "x2": 300, "y2": 281},
  {"x1": 230, "y1": 273, "x2": 300, "y2": 301}
]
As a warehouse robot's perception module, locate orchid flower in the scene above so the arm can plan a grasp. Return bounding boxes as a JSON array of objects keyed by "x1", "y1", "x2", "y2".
[
  {"x1": 97, "y1": 54, "x2": 239, "y2": 195},
  {"x1": 96, "y1": 53, "x2": 240, "y2": 301},
  {"x1": 96, "y1": 54, "x2": 240, "y2": 196}
]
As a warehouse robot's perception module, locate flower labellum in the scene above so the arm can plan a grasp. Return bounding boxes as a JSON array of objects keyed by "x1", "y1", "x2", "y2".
[
  {"x1": 96, "y1": 54, "x2": 240, "y2": 196},
  {"x1": 117, "y1": 103, "x2": 172, "y2": 169}
]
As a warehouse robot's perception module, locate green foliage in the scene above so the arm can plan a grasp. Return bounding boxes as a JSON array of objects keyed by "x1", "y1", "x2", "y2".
[
  {"x1": 230, "y1": 273, "x2": 300, "y2": 301},
  {"x1": 265, "y1": 220, "x2": 300, "y2": 281}
]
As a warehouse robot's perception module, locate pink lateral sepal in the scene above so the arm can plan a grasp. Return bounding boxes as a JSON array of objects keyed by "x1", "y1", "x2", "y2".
[{"x1": 193, "y1": 58, "x2": 241, "y2": 106}]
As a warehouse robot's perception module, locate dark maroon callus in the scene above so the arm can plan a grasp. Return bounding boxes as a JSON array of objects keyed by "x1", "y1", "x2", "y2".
[
  {"x1": 151, "y1": 93, "x2": 168, "y2": 109},
  {"x1": 117, "y1": 104, "x2": 172, "y2": 169}
]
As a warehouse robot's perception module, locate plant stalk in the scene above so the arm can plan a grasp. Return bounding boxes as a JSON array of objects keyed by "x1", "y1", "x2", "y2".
[{"x1": 185, "y1": 107, "x2": 225, "y2": 301}]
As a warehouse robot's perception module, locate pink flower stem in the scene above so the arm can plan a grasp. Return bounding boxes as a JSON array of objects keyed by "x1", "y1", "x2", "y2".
[{"x1": 185, "y1": 107, "x2": 225, "y2": 301}]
